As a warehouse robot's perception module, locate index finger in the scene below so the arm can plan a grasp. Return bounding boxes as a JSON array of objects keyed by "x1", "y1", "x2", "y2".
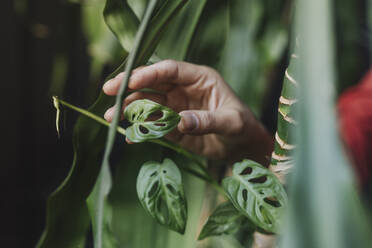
[
  {"x1": 103, "y1": 60, "x2": 207, "y2": 96},
  {"x1": 129, "y1": 60, "x2": 206, "y2": 90}
]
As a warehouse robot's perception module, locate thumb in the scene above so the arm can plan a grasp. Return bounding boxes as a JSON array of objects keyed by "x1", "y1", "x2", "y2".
[{"x1": 178, "y1": 110, "x2": 243, "y2": 135}]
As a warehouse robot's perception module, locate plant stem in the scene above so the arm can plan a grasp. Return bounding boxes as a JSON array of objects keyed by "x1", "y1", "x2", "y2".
[
  {"x1": 53, "y1": 97, "x2": 226, "y2": 197},
  {"x1": 55, "y1": 97, "x2": 127, "y2": 135}
]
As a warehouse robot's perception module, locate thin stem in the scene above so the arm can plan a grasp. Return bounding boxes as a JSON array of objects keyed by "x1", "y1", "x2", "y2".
[
  {"x1": 53, "y1": 97, "x2": 226, "y2": 197},
  {"x1": 56, "y1": 97, "x2": 126, "y2": 135}
]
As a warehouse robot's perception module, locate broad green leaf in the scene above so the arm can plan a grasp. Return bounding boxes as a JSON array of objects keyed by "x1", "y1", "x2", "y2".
[
  {"x1": 156, "y1": 0, "x2": 208, "y2": 60},
  {"x1": 136, "y1": 158, "x2": 187, "y2": 234},
  {"x1": 124, "y1": 99, "x2": 181, "y2": 142},
  {"x1": 222, "y1": 159, "x2": 287, "y2": 233},
  {"x1": 128, "y1": 0, "x2": 149, "y2": 18},
  {"x1": 104, "y1": 0, "x2": 139, "y2": 53},
  {"x1": 198, "y1": 202, "x2": 247, "y2": 240},
  {"x1": 106, "y1": 0, "x2": 189, "y2": 77},
  {"x1": 186, "y1": 0, "x2": 229, "y2": 68}
]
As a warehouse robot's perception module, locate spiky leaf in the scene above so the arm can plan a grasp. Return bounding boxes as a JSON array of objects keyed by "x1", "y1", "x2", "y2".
[
  {"x1": 198, "y1": 201, "x2": 248, "y2": 240},
  {"x1": 136, "y1": 158, "x2": 187, "y2": 234},
  {"x1": 222, "y1": 160, "x2": 287, "y2": 233},
  {"x1": 124, "y1": 99, "x2": 181, "y2": 142}
]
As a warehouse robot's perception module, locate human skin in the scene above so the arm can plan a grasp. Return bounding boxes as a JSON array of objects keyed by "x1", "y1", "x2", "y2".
[{"x1": 103, "y1": 60, "x2": 273, "y2": 166}]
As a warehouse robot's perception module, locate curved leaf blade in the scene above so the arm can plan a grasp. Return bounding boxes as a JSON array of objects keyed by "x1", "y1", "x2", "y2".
[
  {"x1": 104, "y1": 0, "x2": 139, "y2": 53},
  {"x1": 124, "y1": 99, "x2": 180, "y2": 142},
  {"x1": 222, "y1": 160, "x2": 287, "y2": 233},
  {"x1": 198, "y1": 201, "x2": 247, "y2": 240},
  {"x1": 136, "y1": 158, "x2": 187, "y2": 234}
]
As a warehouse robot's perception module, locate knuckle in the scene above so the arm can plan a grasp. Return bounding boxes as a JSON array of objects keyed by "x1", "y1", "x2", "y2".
[
  {"x1": 161, "y1": 59, "x2": 178, "y2": 70},
  {"x1": 159, "y1": 59, "x2": 179, "y2": 80},
  {"x1": 203, "y1": 112, "x2": 216, "y2": 131}
]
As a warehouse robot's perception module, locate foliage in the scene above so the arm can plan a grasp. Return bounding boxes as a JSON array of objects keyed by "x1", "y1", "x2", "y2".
[
  {"x1": 38, "y1": 0, "x2": 372, "y2": 248},
  {"x1": 280, "y1": 0, "x2": 372, "y2": 247},
  {"x1": 198, "y1": 202, "x2": 247, "y2": 240},
  {"x1": 223, "y1": 160, "x2": 287, "y2": 233},
  {"x1": 137, "y1": 159, "x2": 187, "y2": 233},
  {"x1": 38, "y1": 0, "x2": 189, "y2": 247},
  {"x1": 124, "y1": 99, "x2": 181, "y2": 142}
]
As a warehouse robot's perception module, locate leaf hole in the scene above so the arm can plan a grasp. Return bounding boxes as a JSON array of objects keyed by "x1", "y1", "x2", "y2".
[
  {"x1": 166, "y1": 184, "x2": 176, "y2": 194},
  {"x1": 145, "y1": 110, "x2": 163, "y2": 121},
  {"x1": 148, "y1": 181, "x2": 159, "y2": 198},
  {"x1": 150, "y1": 171, "x2": 158, "y2": 177},
  {"x1": 264, "y1": 197, "x2": 281, "y2": 208},
  {"x1": 240, "y1": 167, "x2": 253, "y2": 175},
  {"x1": 242, "y1": 189, "x2": 248, "y2": 202},
  {"x1": 155, "y1": 123, "x2": 166, "y2": 127},
  {"x1": 248, "y1": 176, "x2": 267, "y2": 184},
  {"x1": 163, "y1": 170, "x2": 167, "y2": 174},
  {"x1": 139, "y1": 125, "x2": 149, "y2": 134}
]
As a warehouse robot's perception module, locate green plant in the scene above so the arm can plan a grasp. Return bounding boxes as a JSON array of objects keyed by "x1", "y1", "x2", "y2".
[
  {"x1": 39, "y1": 0, "x2": 372, "y2": 247},
  {"x1": 40, "y1": 1, "x2": 288, "y2": 246}
]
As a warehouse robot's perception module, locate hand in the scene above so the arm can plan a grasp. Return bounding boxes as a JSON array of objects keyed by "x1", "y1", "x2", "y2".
[{"x1": 103, "y1": 60, "x2": 273, "y2": 165}]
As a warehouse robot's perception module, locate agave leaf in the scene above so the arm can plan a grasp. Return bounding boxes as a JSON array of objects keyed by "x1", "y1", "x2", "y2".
[
  {"x1": 222, "y1": 160, "x2": 287, "y2": 233},
  {"x1": 198, "y1": 201, "x2": 247, "y2": 240},
  {"x1": 136, "y1": 158, "x2": 187, "y2": 234},
  {"x1": 124, "y1": 99, "x2": 181, "y2": 142}
]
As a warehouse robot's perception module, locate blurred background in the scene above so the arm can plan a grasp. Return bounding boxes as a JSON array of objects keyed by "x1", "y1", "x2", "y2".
[{"x1": 2, "y1": 0, "x2": 371, "y2": 247}]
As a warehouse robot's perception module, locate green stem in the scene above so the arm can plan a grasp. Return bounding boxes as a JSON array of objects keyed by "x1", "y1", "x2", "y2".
[
  {"x1": 54, "y1": 97, "x2": 226, "y2": 197},
  {"x1": 55, "y1": 97, "x2": 127, "y2": 135}
]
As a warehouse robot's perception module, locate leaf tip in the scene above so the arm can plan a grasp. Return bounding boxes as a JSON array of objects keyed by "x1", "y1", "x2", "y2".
[{"x1": 52, "y1": 96, "x2": 61, "y2": 138}]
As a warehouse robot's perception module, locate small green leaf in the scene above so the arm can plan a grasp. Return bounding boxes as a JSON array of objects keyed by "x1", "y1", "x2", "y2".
[
  {"x1": 124, "y1": 99, "x2": 181, "y2": 142},
  {"x1": 136, "y1": 158, "x2": 187, "y2": 234},
  {"x1": 222, "y1": 160, "x2": 287, "y2": 233},
  {"x1": 198, "y1": 201, "x2": 247, "y2": 240}
]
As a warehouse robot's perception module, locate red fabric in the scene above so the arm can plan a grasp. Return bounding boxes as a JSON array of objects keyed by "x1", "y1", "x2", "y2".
[{"x1": 338, "y1": 69, "x2": 372, "y2": 186}]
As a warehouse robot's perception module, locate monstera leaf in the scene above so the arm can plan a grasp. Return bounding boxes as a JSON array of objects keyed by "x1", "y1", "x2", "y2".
[
  {"x1": 222, "y1": 160, "x2": 287, "y2": 233},
  {"x1": 124, "y1": 99, "x2": 181, "y2": 142},
  {"x1": 136, "y1": 158, "x2": 187, "y2": 234},
  {"x1": 198, "y1": 201, "x2": 248, "y2": 240}
]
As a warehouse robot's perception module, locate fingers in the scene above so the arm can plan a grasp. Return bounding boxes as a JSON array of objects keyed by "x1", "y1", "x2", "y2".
[
  {"x1": 178, "y1": 109, "x2": 244, "y2": 136},
  {"x1": 103, "y1": 66, "x2": 144, "y2": 95},
  {"x1": 103, "y1": 91, "x2": 166, "y2": 122},
  {"x1": 103, "y1": 60, "x2": 207, "y2": 95}
]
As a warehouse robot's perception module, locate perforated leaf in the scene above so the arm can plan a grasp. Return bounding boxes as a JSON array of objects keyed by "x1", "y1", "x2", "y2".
[
  {"x1": 124, "y1": 99, "x2": 181, "y2": 142},
  {"x1": 222, "y1": 160, "x2": 287, "y2": 233},
  {"x1": 136, "y1": 158, "x2": 187, "y2": 234},
  {"x1": 198, "y1": 201, "x2": 247, "y2": 240}
]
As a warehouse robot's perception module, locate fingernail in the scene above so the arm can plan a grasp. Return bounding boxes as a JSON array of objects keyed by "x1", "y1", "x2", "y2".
[
  {"x1": 104, "y1": 107, "x2": 114, "y2": 121},
  {"x1": 103, "y1": 79, "x2": 113, "y2": 91},
  {"x1": 179, "y1": 112, "x2": 198, "y2": 132}
]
